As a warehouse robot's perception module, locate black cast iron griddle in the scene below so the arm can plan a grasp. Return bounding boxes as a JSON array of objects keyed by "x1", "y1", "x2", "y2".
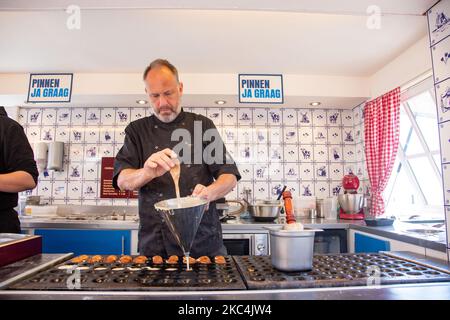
[
  {"x1": 9, "y1": 255, "x2": 246, "y2": 291},
  {"x1": 233, "y1": 253, "x2": 450, "y2": 290}
]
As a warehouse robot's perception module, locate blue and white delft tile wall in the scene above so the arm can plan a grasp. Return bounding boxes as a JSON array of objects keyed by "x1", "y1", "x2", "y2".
[
  {"x1": 427, "y1": 0, "x2": 450, "y2": 251},
  {"x1": 18, "y1": 104, "x2": 367, "y2": 206}
]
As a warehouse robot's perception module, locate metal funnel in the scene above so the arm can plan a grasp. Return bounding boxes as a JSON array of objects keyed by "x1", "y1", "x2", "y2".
[{"x1": 154, "y1": 197, "x2": 208, "y2": 257}]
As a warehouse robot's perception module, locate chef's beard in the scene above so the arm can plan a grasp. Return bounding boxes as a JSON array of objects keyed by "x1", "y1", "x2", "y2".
[{"x1": 154, "y1": 105, "x2": 181, "y2": 123}]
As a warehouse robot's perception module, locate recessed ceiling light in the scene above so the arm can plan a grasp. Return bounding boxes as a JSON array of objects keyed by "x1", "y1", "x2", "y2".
[
  {"x1": 136, "y1": 99, "x2": 147, "y2": 105},
  {"x1": 215, "y1": 100, "x2": 226, "y2": 105},
  {"x1": 310, "y1": 102, "x2": 321, "y2": 106}
]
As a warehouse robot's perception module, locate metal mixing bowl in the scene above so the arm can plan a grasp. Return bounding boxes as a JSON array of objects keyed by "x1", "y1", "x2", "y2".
[
  {"x1": 338, "y1": 194, "x2": 364, "y2": 214},
  {"x1": 248, "y1": 200, "x2": 282, "y2": 222}
]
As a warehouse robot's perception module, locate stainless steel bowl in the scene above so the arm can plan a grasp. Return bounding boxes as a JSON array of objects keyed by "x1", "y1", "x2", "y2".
[
  {"x1": 338, "y1": 194, "x2": 364, "y2": 214},
  {"x1": 248, "y1": 200, "x2": 282, "y2": 222}
]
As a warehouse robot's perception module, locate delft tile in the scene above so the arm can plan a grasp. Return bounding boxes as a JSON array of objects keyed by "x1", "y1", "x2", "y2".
[
  {"x1": 52, "y1": 181, "x2": 67, "y2": 199},
  {"x1": 53, "y1": 163, "x2": 68, "y2": 180},
  {"x1": 327, "y1": 110, "x2": 341, "y2": 126},
  {"x1": 329, "y1": 145, "x2": 343, "y2": 162},
  {"x1": 312, "y1": 110, "x2": 327, "y2": 126},
  {"x1": 55, "y1": 126, "x2": 70, "y2": 143},
  {"x1": 67, "y1": 181, "x2": 82, "y2": 199},
  {"x1": 85, "y1": 127, "x2": 100, "y2": 144},
  {"x1": 116, "y1": 108, "x2": 130, "y2": 125},
  {"x1": 71, "y1": 108, "x2": 86, "y2": 126},
  {"x1": 254, "y1": 145, "x2": 269, "y2": 163},
  {"x1": 284, "y1": 145, "x2": 299, "y2": 162},
  {"x1": 284, "y1": 163, "x2": 299, "y2": 181},
  {"x1": 207, "y1": 108, "x2": 223, "y2": 125},
  {"x1": 83, "y1": 162, "x2": 99, "y2": 180},
  {"x1": 130, "y1": 108, "x2": 146, "y2": 121},
  {"x1": 114, "y1": 143, "x2": 124, "y2": 155},
  {"x1": 37, "y1": 181, "x2": 52, "y2": 197},
  {"x1": 315, "y1": 182, "x2": 330, "y2": 198},
  {"x1": 69, "y1": 145, "x2": 84, "y2": 162},
  {"x1": 330, "y1": 181, "x2": 343, "y2": 196},
  {"x1": 284, "y1": 126, "x2": 298, "y2": 144},
  {"x1": 352, "y1": 105, "x2": 363, "y2": 125},
  {"x1": 40, "y1": 126, "x2": 55, "y2": 141},
  {"x1": 329, "y1": 163, "x2": 344, "y2": 180},
  {"x1": 327, "y1": 127, "x2": 342, "y2": 144},
  {"x1": 342, "y1": 109, "x2": 354, "y2": 126},
  {"x1": 42, "y1": 108, "x2": 57, "y2": 125},
  {"x1": 222, "y1": 127, "x2": 237, "y2": 144},
  {"x1": 355, "y1": 143, "x2": 364, "y2": 161},
  {"x1": 26, "y1": 126, "x2": 41, "y2": 143},
  {"x1": 299, "y1": 145, "x2": 313, "y2": 162},
  {"x1": 282, "y1": 109, "x2": 297, "y2": 126},
  {"x1": 314, "y1": 145, "x2": 328, "y2": 162},
  {"x1": 101, "y1": 108, "x2": 116, "y2": 125},
  {"x1": 344, "y1": 163, "x2": 356, "y2": 175},
  {"x1": 427, "y1": 0, "x2": 450, "y2": 46},
  {"x1": 237, "y1": 108, "x2": 252, "y2": 124},
  {"x1": 254, "y1": 128, "x2": 268, "y2": 144},
  {"x1": 431, "y1": 36, "x2": 450, "y2": 84},
  {"x1": 70, "y1": 127, "x2": 84, "y2": 143},
  {"x1": 354, "y1": 124, "x2": 364, "y2": 143},
  {"x1": 439, "y1": 121, "x2": 450, "y2": 163},
  {"x1": 237, "y1": 144, "x2": 254, "y2": 163},
  {"x1": 223, "y1": 108, "x2": 237, "y2": 126},
  {"x1": 269, "y1": 182, "x2": 284, "y2": 198},
  {"x1": 435, "y1": 81, "x2": 450, "y2": 123},
  {"x1": 237, "y1": 127, "x2": 253, "y2": 144},
  {"x1": 82, "y1": 181, "x2": 98, "y2": 200},
  {"x1": 254, "y1": 164, "x2": 269, "y2": 180},
  {"x1": 253, "y1": 108, "x2": 268, "y2": 125},
  {"x1": 191, "y1": 107, "x2": 206, "y2": 117},
  {"x1": 254, "y1": 182, "x2": 270, "y2": 200},
  {"x1": 38, "y1": 169, "x2": 52, "y2": 181},
  {"x1": 356, "y1": 162, "x2": 365, "y2": 181},
  {"x1": 68, "y1": 162, "x2": 83, "y2": 180},
  {"x1": 315, "y1": 163, "x2": 329, "y2": 181},
  {"x1": 237, "y1": 163, "x2": 253, "y2": 180},
  {"x1": 100, "y1": 127, "x2": 115, "y2": 144},
  {"x1": 115, "y1": 127, "x2": 127, "y2": 144},
  {"x1": 86, "y1": 108, "x2": 101, "y2": 125},
  {"x1": 268, "y1": 144, "x2": 283, "y2": 162},
  {"x1": 342, "y1": 127, "x2": 355, "y2": 144},
  {"x1": 288, "y1": 185, "x2": 299, "y2": 197},
  {"x1": 298, "y1": 109, "x2": 312, "y2": 126},
  {"x1": 298, "y1": 127, "x2": 313, "y2": 144},
  {"x1": 443, "y1": 164, "x2": 450, "y2": 205},
  {"x1": 27, "y1": 109, "x2": 42, "y2": 126},
  {"x1": 17, "y1": 108, "x2": 28, "y2": 125},
  {"x1": 343, "y1": 145, "x2": 356, "y2": 162},
  {"x1": 237, "y1": 181, "x2": 254, "y2": 201},
  {"x1": 56, "y1": 108, "x2": 71, "y2": 125},
  {"x1": 299, "y1": 163, "x2": 314, "y2": 180},
  {"x1": 299, "y1": 181, "x2": 314, "y2": 197},
  {"x1": 269, "y1": 128, "x2": 282, "y2": 144},
  {"x1": 268, "y1": 109, "x2": 282, "y2": 126},
  {"x1": 146, "y1": 108, "x2": 154, "y2": 117},
  {"x1": 98, "y1": 144, "x2": 114, "y2": 158},
  {"x1": 224, "y1": 143, "x2": 236, "y2": 158},
  {"x1": 313, "y1": 127, "x2": 328, "y2": 144},
  {"x1": 268, "y1": 163, "x2": 283, "y2": 180}
]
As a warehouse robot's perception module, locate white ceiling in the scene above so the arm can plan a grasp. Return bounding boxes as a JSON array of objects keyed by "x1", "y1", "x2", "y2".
[{"x1": 0, "y1": 0, "x2": 436, "y2": 76}]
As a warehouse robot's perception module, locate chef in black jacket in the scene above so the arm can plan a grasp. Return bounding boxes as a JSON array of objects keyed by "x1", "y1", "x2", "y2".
[
  {"x1": 0, "y1": 107, "x2": 38, "y2": 233},
  {"x1": 113, "y1": 59, "x2": 241, "y2": 257}
]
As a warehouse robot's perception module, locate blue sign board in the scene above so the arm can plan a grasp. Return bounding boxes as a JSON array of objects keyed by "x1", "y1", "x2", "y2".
[
  {"x1": 239, "y1": 74, "x2": 283, "y2": 104},
  {"x1": 27, "y1": 73, "x2": 73, "y2": 103}
]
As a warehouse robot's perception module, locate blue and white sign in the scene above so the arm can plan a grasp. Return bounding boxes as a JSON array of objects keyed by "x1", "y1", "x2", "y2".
[
  {"x1": 27, "y1": 73, "x2": 73, "y2": 103},
  {"x1": 239, "y1": 74, "x2": 283, "y2": 104}
]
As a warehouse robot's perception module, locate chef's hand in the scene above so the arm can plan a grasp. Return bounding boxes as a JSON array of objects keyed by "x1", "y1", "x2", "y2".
[
  {"x1": 191, "y1": 184, "x2": 213, "y2": 209},
  {"x1": 143, "y1": 148, "x2": 177, "y2": 179}
]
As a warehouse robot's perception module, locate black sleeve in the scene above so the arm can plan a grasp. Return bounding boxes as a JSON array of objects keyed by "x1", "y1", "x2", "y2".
[
  {"x1": 6, "y1": 123, "x2": 38, "y2": 183},
  {"x1": 203, "y1": 118, "x2": 241, "y2": 181},
  {"x1": 112, "y1": 125, "x2": 141, "y2": 189}
]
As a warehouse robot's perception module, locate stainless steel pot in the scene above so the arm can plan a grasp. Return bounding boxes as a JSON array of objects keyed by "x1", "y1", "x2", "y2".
[
  {"x1": 248, "y1": 200, "x2": 282, "y2": 222},
  {"x1": 265, "y1": 226, "x2": 322, "y2": 271}
]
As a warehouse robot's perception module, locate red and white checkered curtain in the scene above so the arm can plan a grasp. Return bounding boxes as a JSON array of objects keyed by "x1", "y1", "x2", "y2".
[{"x1": 364, "y1": 87, "x2": 401, "y2": 216}]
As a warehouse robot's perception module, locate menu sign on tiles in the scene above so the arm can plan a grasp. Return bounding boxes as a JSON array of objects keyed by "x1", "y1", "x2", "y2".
[
  {"x1": 100, "y1": 157, "x2": 138, "y2": 199},
  {"x1": 27, "y1": 73, "x2": 73, "y2": 103},
  {"x1": 239, "y1": 74, "x2": 284, "y2": 104}
]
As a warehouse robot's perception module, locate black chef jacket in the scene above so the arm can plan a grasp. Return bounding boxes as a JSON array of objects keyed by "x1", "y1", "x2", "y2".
[
  {"x1": 113, "y1": 109, "x2": 241, "y2": 257},
  {"x1": 0, "y1": 107, "x2": 39, "y2": 233}
]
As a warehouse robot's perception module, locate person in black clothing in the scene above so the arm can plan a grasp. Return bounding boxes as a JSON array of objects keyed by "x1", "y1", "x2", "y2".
[
  {"x1": 0, "y1": 107, "x2": 38, "y2": 233},
  {"x1": 113, "y1": 59, "x2": 241, "y2": 257}
]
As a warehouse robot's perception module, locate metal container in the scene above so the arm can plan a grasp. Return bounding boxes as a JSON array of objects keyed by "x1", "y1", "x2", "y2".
[
  {"x1": 265, "y1": 227, "x2": 322, "y2": 271},
  {"x1": 338, "y1": 194, "x2": 364, "y2": 214},
  {"x1": 248, "y1": 200, "x2": 282, "y2": 222}
]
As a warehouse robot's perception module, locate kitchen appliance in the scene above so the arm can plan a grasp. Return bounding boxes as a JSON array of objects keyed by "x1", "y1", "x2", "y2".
[
  {"x1": 0, "y1": 234, "x2": 42, "y2": 267},
  {"x1": 265, "y1": 226, "x2": 323, "y2": 271},
  {"x1": 222, "y1": 232, "x2": 269, "y2": 255},
  {"x1": 338, "y1": 173, "x2": 365, "y2": 220},
  {"x1": 247, "y1": 200, "x2": 283, "y2": 222},
  {"x1": 154, "y1": 197, "x2": 208, "y2": 271},
  {"x1": 233, "y1": 253, "x2": 450, "y2": 290}
]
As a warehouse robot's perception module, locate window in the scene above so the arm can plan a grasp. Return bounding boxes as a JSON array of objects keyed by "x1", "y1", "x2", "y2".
[{"x1": 384, "y1": 78, "x2": 443, "y2": 219}]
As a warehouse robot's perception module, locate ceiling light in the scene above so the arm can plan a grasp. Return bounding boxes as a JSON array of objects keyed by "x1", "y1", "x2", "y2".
[
  {"x1": 310, "y1": 102, "x2": 321, "y2": 106},
  {"x1": 136, "y1": 99, "x2": 147, "y2": 105},
  {"x1": 215, "y1": 100, "x2": 226, "y2": 105}
]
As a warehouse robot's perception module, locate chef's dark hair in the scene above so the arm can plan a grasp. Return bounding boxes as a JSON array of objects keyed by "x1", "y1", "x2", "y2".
[{"x1": 143, "y1": 59, "x2": 179, "y2": 83}]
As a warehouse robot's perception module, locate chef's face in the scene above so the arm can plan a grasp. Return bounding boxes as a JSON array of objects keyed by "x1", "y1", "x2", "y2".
[{"x1": 144, "y1": 66, "x2": 183, "y2": 123}]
